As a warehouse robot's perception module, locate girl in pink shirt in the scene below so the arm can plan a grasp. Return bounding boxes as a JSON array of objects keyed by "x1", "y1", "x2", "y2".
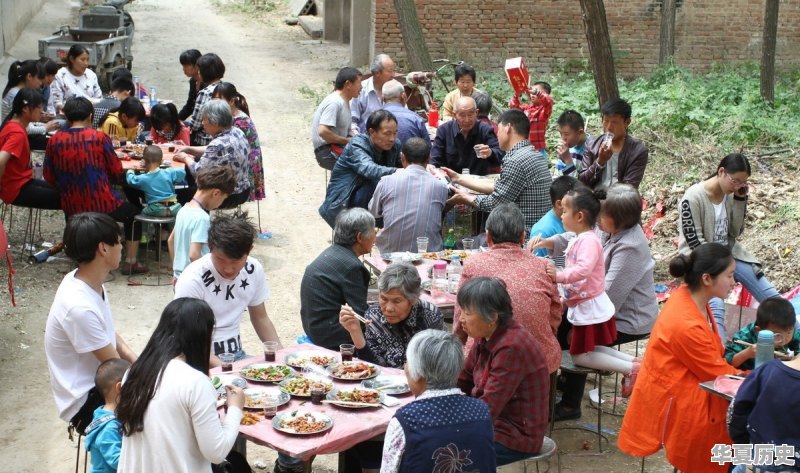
[{"x1": 534, "y1": 186, "x2": 640, "y2": 395}]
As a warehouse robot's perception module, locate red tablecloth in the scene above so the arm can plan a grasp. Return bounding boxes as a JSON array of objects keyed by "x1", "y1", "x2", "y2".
[
  {"x1": 211, "y1": 344, "x2": 414, "y2": 460},
  {"x1": 362, "y1": 254, "x2": 456, "y2": 309},
  {"x1": 118, "y1": 148, "x2": 186, "y2": 171}
]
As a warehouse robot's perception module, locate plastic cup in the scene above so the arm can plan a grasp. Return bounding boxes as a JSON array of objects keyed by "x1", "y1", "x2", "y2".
[
  {"x1": 416, "y1": 237, "x2": 429, "y2": 253},
  {"x1": 168, "y1": 145, "x2": 176, "y2": 152},
  {"x1": 145, "y1": 138, "x2": 154, "y2": 146},
  {"x1": 462, "y1": 238, "x2": 474, "y2": 250},
  {"x1": 462, "y1": 168, "x2": 471, "y2": 176},
  {"x1": 340, "y1": 343, "x2": 355, "y2": 362},
  {"x1": 310, "y1": 384, "x2": 326, "y2": 405},
  {"x1": 219, "y1": 353, "x2": 235, "y2": 372},
  {"x1": 262, "y1": 400, "x2": 277, "y2": 418},
  {"x1": 473, "y1": 145, "x2": 482, "y2": 159},
  {"x1": 263, "y1": 341, "x2": 278, "y2": 362},
  {"x1": 120, "y1": 139, "x2": 128, "y2": 147}
]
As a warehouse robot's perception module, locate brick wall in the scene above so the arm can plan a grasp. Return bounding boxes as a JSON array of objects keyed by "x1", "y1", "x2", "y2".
[{"x1": 372, "y1": 0, "x2": 800, "y2": 78}]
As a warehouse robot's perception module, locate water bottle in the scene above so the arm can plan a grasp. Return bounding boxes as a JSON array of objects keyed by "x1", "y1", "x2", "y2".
[
  {"x1": 754, "y1": 329, "x2": 775, "y2": 368},
  {"x1": 427, "y1": 100, "x2": 439, "y2": 127},
  {"x1": 133, "y1": 76, "x2": 140, "y2": 98},
  {"x1": 447, "y1": 255, "x2": 462, "y2": 293},
  {"x1": 443, "y1": 229, "x2": 456, "y2": 250},
  {"x1": 149, "y1": 87, "x2": 157, "y2": 107}
]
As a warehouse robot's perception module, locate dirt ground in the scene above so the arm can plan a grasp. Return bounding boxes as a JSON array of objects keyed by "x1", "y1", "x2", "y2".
[{"x1": 0, "y1": 1, "x2": 679, "y2": 472}]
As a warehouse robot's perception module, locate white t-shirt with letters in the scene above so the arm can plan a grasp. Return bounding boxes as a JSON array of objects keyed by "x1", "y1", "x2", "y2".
[{"x1": 174, "y1": 253, "x2": 270, "y2": 356}]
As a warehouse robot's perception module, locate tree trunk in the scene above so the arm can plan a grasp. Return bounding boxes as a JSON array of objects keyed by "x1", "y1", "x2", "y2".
[
  {"x1": 760, "y1": 0, "x2": 779, "y2": 102},
  {"x1": 392, "y1": 0, "x2": 433, "y2": 71},
  {"x1": 579, "y1": 0, "x2": 619, "y2": 108},
  {"x1": 659, "y1": 0, "x2": 677, "y2": 64}
]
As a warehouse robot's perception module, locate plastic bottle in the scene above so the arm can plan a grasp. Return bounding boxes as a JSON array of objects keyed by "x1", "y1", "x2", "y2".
[
  {"x1": 149, "y1": 87, "x2": 157, "y2": 107},
  {"x1": 428, "y1": 100, "x2": 439, "y2": 128},
  {"x1": 447, "y1": 255, "x2": 462, "y2": 293},
  {"x1": 28, "y1": 241, "x2": 65, "y2": 264},
  {"x1": 133, "y1": 76, "x2": 140, "y2": 98},
  {"x1": 754, "y1": 329, "x2": 775, "y2": 368},
  {"x1": 443, "y1": 229, "x2": 456, "y2": 250}
]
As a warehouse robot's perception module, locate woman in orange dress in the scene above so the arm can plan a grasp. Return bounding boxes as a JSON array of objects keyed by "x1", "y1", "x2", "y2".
[{"x1": 618, "y1": 242, "x2": 739, "y2": 472}]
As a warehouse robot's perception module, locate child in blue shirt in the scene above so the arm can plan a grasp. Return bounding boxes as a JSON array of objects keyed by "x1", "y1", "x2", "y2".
[
  {"x1": 554, "y1": 110, "x2": 591, "y2": 177},
  {"x1": 125, "y1": 145, "x2": 186, "y2": 217},
  {"x1": 725, "y1": 297, "x2": 800, "y2": 371},
  {"x1": 528, "y1": 175, "x2": 580, "y2": 259},
  {"x1": 85, "y1": 358, "x2": 130, "y2": 473}
]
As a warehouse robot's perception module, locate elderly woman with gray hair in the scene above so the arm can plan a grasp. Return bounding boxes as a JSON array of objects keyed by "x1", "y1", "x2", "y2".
[
  {"x1": 339, "y1": 263, "x2": 444, "y2": 368},
  {"x1": 380, "y1": 329, "x2": 496, "y2": 473},
  {"x1": 300, "y1": 208, "x2": 376, "y2": 351},
  {"x1": 456, "y1": 277, "x2": 551, "y2": 466},
  {"x1": 174, "y1": 99, "x2": 251, "y2": 208}
]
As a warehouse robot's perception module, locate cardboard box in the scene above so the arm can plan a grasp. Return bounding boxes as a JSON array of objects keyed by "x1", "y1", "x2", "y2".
[{"x1": 505, "y1": 57, "x2": 530, "y2": 97}]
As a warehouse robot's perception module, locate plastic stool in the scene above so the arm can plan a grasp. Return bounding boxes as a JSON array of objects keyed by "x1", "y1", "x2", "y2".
[
  {"x1": 554, "y1": 350, "x2": 610, "y2": 453},
  {"x1": 521, "y1": 436, "x2": 561, "y2": 473},
  {"x1": 128, "y1": 213, "x2": 175, "y2": 286}
]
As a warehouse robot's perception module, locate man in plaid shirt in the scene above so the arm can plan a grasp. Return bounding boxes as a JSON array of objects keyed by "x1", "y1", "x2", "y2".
[
  {"x1": 509, "y1": 81, "x2": 553, "y2": 154},
  {"x1": 444, "y1": 109, "x2": 552, "y2": 230}
]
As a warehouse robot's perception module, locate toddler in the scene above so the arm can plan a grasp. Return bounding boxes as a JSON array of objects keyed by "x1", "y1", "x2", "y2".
[{"x1": 84, "y1": 358, "x2": 130, "y2": 473}]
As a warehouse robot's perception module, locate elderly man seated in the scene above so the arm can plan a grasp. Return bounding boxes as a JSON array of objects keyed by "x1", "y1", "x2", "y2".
[
  {"x1": 318, "y1": 109, "x2": 401, "y2": 228},
  {"x1": 453, "y1": 203, "x2": 562, "y2": 374},
  {"x1": 381, "y1": 329, "x2": 496, "y2": 472},
  {"x1": 351, "y1": 53, "x2": 395, "y2": 134},
  {"x1": 300, "y1": 208, "x2": 374, "y2": 350},
  {"x1": 310, "y1": 66, "x2": 362, "y2": 170},
  {"x1": 380, "y1": 80, "x2": 428, "y2": 146},
  {"x1": 430, "y1": 96, "x2": 503, "y2": 176},
  {"x1": 368, "y1": 137, "x2": 448, "y2": 254},
  {"x1": 445, "y1": 108, "x2": 552, "y2": 230}
]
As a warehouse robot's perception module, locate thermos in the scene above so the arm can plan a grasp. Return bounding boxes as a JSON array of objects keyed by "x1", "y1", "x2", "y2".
[{"x1": 754, "y1": 329, "x2": 775, "y2": 368}]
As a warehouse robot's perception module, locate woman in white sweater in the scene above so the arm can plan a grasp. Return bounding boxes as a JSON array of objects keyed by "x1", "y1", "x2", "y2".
[{"x1": 117, "y1": 298, "x2": 244, "y2": 473}]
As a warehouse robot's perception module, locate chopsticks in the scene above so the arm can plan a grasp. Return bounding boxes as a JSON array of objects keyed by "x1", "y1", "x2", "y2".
[
  {"x1": 375, "y1": 383, "x2": 407, "y2": 391},
  {"x1": 732, "y1": 339, "x2": 794, "y2": 359},
  {"x1": 343, "y1": 304, "x2": 370, "y2": 324},
  {"x1": 321, "y1": 400, "x2": 380, "y2": 407}
]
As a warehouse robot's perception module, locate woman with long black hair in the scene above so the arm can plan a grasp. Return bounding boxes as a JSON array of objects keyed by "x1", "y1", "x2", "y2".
[
  {"x1": 117, "y1": 298, "x2": 244, "y2": 473},
  {"x1": 0, "y1": 88, "x2": 60, "y2": 210}
]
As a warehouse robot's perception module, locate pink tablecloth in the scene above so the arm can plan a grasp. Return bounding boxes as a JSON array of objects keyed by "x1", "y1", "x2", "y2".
[
  {"x1": 362, "y1": 254, "x2": 456, "y2": 309},
  {"x1": 212, "y1": 344, "x2": 414, "y2": 460}
]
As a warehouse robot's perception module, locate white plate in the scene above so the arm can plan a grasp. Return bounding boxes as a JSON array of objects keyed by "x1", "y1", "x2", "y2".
[
  {"x1": 243, "y1": 387, "x2": 291, "y2": 410},
  {"x1": 326, "y1": 387, "x2": 384, "y2": 408},
  {"x1": 361, "y1": 374, "x2": 410, "y2": 395},
  {"x1": 239, "y1": 363, "x2": 294, "y2": 383},
  {"x1": 326, "y1": 361, "x2": 381, "y2": 380},
  {"x1": 284, "y1": 351, "x2": 338, "y2": 369},
  {"x1": 272, "y1": 410, "x2": 333, "y2": 435}
]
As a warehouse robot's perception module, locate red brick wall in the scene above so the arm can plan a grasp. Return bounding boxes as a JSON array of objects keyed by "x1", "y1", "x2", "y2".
[{"x1": 372, "y1": 0, "x2": 800, "y2": 77}]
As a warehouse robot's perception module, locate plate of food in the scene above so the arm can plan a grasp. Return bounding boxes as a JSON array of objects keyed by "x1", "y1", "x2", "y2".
[
  {"x1": 326, "y1": 361, "x2": 380, "y2": 380},
  {"x1": 272, "y1": 410, "x2": 333, "y2": 435},
  {"x1": 437, "y1": 249, "x2": 471, "y2": 262},
  {"x1": 239, "y1": 363, "x2": 294, "y2": 383},
  {"x1": 361, "y1": 374, "x2": 411, "y2": 395},
  {"x1": 243, "y1": 388, "x2": 291, "y2": 410},
  {"x1": 381, "y1": 252, "x2": 422, "y2": 263},
  {"x1": 326, "y1": 387, "x2": 383, "y2": 408},
  {"x1": 279, "y1": 376, "x2": 334, "y2": 398},
  {"x1": 284, "y1": 351, "x2": 338, "y2": 369}
]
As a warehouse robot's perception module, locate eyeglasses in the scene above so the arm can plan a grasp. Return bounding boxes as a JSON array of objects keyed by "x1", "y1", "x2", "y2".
[{"x1": 725, "y1": 172, "x2": 749, "y2": 187}]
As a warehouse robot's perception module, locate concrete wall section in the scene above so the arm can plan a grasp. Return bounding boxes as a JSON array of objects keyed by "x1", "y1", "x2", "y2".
[
  {"x1": 1, "y1": 0, "x2": 48, "y2": 56},
  {"x1": 372, "y1": 0, "x2": 800, "y2": 77}
]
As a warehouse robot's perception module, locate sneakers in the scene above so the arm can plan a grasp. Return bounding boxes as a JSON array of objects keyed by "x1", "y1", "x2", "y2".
[
  {"x1": 120, "y1": 262, "x2": 149, "y2": 275},
  {"x1": 621, "y1": 360, "x2": 642, "y2": 398}
]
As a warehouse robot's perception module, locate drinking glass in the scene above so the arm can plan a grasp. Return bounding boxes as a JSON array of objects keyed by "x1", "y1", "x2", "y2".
[
  {"x1": 219, "y1": 353, "x2": 235, "y2": 372},
  {"x1": 462, "y1": 238, "x2": 474, "y2": 250},
  {"x1": 340, "y1": 344, "x2": 355, "y2": 362},
  {"x1": 263, "y1": 341, "x2": 278, "y2": 362},
  {"x1": 416, "y1": 237, "x2": 429, "y2": 253},
  {"x1": 262, "y1": 400, "x2": 277, "y2": 418}
]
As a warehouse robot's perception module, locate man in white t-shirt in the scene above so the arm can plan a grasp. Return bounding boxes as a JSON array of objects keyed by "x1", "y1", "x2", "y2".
[
  {"x1": 174, "y1": 211, "x2": 281, "y2": 366},
  {"x1": 45, "y1": 213, "x2": 138, "y2": 434}
]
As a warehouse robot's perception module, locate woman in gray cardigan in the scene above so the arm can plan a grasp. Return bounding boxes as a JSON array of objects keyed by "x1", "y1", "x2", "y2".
[{"x1": 678, "y1": 153, "x2": 780, "y2": 344}]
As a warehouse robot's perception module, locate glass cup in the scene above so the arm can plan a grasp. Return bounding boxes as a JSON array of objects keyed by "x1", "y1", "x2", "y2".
[
  {"x1": 263, "y1": 341, "x2": 278, "y2": 362},
  {"x1": 340, "y1": 343, "x2": 355, "y2": 362},
  {"x1": 462, "y1": 238, "x2": 474, "y2": 250},
  {"x1": 219, "y1": 353, "x2": 235, "y2": 372},
  {"x1": 262, "y1": 400, "x2": 277, "y2": 418},
  {"x1": 416, "y1": 237, "x2": 429, "y2": 253},
  {"x1": 310, "y1": 384, "x2": 326, "y2": 405}
]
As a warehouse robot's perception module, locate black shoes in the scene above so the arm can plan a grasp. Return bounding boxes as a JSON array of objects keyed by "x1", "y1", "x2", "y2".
[{"x1": 553, "y1": 402, "x2": 582, "y2": 421}]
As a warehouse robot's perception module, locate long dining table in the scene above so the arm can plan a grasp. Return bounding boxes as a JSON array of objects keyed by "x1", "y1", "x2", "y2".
[{"x1": 210, "y1": 343, "x2": 414, "y2": 471}]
